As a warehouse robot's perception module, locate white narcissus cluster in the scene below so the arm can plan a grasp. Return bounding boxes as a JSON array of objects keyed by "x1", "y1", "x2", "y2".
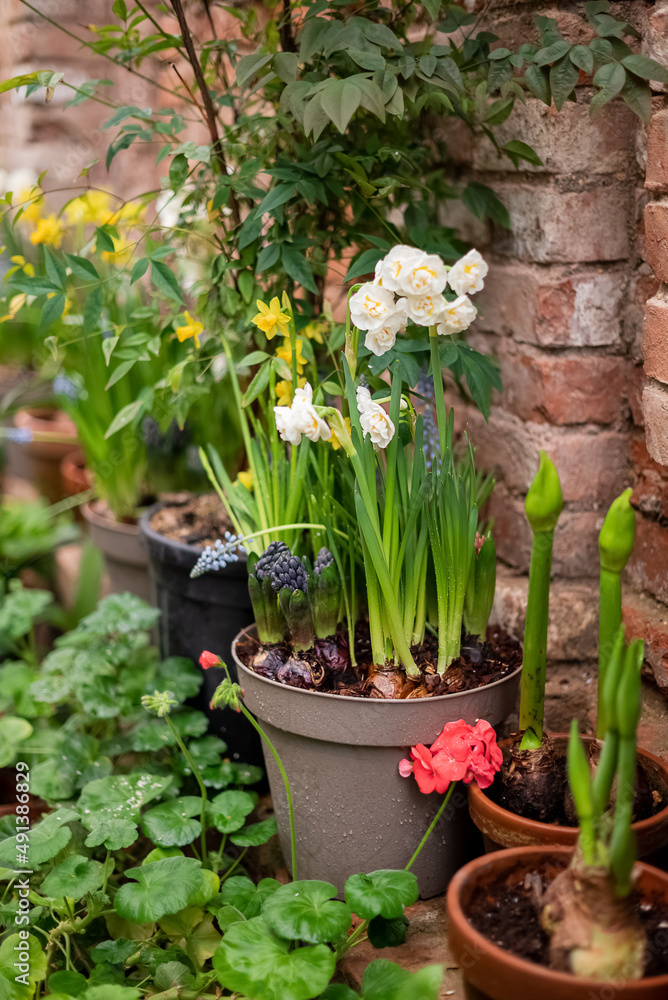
[
  {"x1": 356, "y1": 386, "x2": 395, "y2": 449},
  {"x1": 274, "y1": 383, "x2": 331, "y2": 446},
  {"x1": 349, "y1": 245, "x2": 488, "y2": 357}
]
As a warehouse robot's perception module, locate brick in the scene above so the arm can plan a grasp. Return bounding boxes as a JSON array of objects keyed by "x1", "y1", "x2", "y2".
[
  {"x1": 629, "y1": 364, "x2": 649, "y2": 428},
  {"x1": 476, "y1": 261, "x2": 626, "y2": 348},
  {"x1": 631, "y1": 435, "x2": 668, "y2": 521},
  {"x1": 491, "y1": 182, "x2": 631, "y2": 263},
  {"x1": 492, "y1": 564, "x2": 598, "y2": 661},
  {"x1": 628, "y1": 513, "x2": 668, "y2": 605},
  {"x1": 466, "y1": 408, "x2": 631, "y2": 506},
  {"x1": 644, "y1": 293, "x2": 668, "y2": 384},
  {"x1": 499, "y1": 353, "x2": 629, "y2": 426},
  {"x1": 646, "y1": 110, "x2": 668, "y2": 192},
  {"x1": 473, "y1": 97, "x2": 636, "y2": 176},
  {"x1": 643, "y1": 1, "x2": 668, "y2": 95},
  {"x1": 642, "y1": 381, "x2": 668, "y2": 466},
  {"x1": 623, "y1": 589, "x2": 668, "y2": 694},
  {"x1": 645, "y1": 202, "x2": 668, "y2": 284},
  {"x1": 488, "y1": 489, "x2": 600, "y2": 579}
]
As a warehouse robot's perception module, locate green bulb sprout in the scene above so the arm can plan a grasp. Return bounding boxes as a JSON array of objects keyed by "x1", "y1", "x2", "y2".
[
  {"x1": 463, "y1": 532, "x2": 497, "y2": 640},
  {"x1": 597, "y1": 488, "x2": 636, "y2": 738},
  {"x1": 518, "y1": 452, "x2": 564, "y2": 751},
  {"x1": 542, "y1": 636, "x2": 646, "y2": 981}
]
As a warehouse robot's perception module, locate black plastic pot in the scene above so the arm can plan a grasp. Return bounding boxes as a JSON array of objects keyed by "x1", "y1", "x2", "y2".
[{"x1": 139, "y1": 504, "x2": 261, "y2": 766}]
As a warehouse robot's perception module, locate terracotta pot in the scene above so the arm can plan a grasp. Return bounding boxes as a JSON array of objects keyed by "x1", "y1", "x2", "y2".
[
  {"x1": 82, "y1": 500, "x2": 150, "y2": 602},
  {"x1": 11, "y1": 407, "x2": 78, "y2": 502},
  {"x1": 139, "y1": 505, "x2": 261, "y2": 767},
  {"x1": 232, "y1": 625, "x2": 522, "y2": 899},
  {"x1": 60, "y1": 449, "x2": 93, "y2": 523},
  {"x1": 447, "y1": 845, "x2": 668, "y2": 1000},
  {"x1": 468, "y1": 734, "x2": 668, "y2": 861}
]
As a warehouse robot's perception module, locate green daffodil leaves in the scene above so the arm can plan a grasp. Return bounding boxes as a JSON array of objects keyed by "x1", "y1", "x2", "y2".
[
  {"x1": 344, "y1": 870, "x2": 418, "y2": 920},
  {"x1": 262, "y1": 880, "x2": 352, "y2": 944},
  {"x1": 212, "y1": 917, "x2": 336, "y2": 1000},
  {"x1": 114, "y1": 857, "x2": 214, "y2": 923},
  {"x1": 42, "y1": 855, "x2": 104, "y2": 899},
  {"x1": 141, "y1": 796, "x2": 202, "y2": 847}
]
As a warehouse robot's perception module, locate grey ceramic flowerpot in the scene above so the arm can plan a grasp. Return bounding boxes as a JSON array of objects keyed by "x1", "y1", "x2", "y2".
[
  {"x1": 82, "y1": 501, "x2": 151, "y2": 602},
  {"x1": 232, "y1": 626, "x2": 522, "y2": 899}
]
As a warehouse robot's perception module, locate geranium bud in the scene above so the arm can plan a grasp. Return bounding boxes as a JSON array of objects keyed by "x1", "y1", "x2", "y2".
[{"x1": 199, "y1": 650, "x2": 220, "y2": 670}]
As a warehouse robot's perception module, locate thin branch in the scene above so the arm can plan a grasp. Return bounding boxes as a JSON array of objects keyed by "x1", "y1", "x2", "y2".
[
  {"x1": 279, "y1": 0, "x2": 297, "y2": 53},
  {"x1": 134, "y1": 0, "x2": 188, "y2": 60},
  {"x1": 168, "y1": 0, "x2": 241, "y2": 226}
]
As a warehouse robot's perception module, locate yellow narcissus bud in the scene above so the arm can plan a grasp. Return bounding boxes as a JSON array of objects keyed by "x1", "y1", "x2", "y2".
[
  {"x1": 599, "y1": 488, "x2": 635, "y2": 574},
  {"x1": 525, "y1": 450, "x2": 563, "y2": 534}
]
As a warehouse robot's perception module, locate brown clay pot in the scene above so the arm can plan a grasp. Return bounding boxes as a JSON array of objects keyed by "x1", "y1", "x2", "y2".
[
  {"x1": 60, "y1": 449, "x2": 93, "y2": 522},
  {"x1": 468, "y1": 734, "x2": 668, "y2": 861},
  {"x1": 11, "y1": 407, "x2": 78, "y2": 502},
  {"x1": 82, "y1": 500, "x2": 150, "y2": 602},
  {"x1": 447, "y1": 845, "x2": 668, "y2": 1000}
]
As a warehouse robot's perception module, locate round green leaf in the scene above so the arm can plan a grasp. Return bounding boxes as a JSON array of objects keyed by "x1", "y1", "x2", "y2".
[
  {"x1": 142, "y1": 847, "x2": 183, "y2": 865},
  {"x1": 220, "y1": 876, "x2": 281, "y2": 918},
  {"x1": 114, "y1": 857, "x2": 208, "y2": 923},
  {"x1": 0, "y1": 717, "x2": 32, "y2": 767},
  {"x1": 212, "y1": 917, "x2": 336, "y2": 1000},
  {"x1": 85, "y1": 819, "x2": 138, "y2": 851},
  {"x1": 367, "y1": 914, "x2": 409, "y2": 949},
  {"x1": 141, "y1": 796, "x2": 202, "y2": 847},
  {"x1": 0, "y1": 934, "x2": 46, "y2": 999},
  {"x1": 90, "y1": 939, "x2": 137, "y2": 965},
  {"x1": 344, "y1": 870, "x2": 418, "y2": 920},
  {"x1": 0, "y1": 809, "x2": 76, "y2": 868},
  {"x1": 153, "y1": 962, "x2": 194, "y2": 991},
  {"x1": 229, "y1": 817, "x2": 277, "y2": 848},
  {"x1": 42, "y1": 855, "x2": 104, "y2": 899},
  {"x1": 262, "y1": 880, "x2": 351, "y2": 944},
  {"x1": 48, "y1": 971, "x2": 87, "y2": 996},
  {"x1": 207, "y1": 790, "x2": 255, "y2": 833},
  {"x1": 78, "y1": 774, "x2": 173, "y2": 830}
]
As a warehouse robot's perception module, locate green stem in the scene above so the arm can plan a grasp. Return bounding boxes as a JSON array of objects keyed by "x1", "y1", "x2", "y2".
[
  {"x1": 221, "y1": 847, "x2": 249, "y2": 883},
  {"x1": 598, "y1": 568, "x2": 621, "y2": 739},
  {"x1": 405, "y1": 783, "x2": 456, "y2": 871},
  {"x1": 236, "y1": 702, "x2": 298, "y2": 880},
  {"x1": 165, "y1": 715, "x2": 209, "y2": 869},
  {"x1": 429, "y1": 327, "x2": 447, "y2": 458},
  {"x1": 519, "y1": 528, "x2": 554, "y2": 750}
]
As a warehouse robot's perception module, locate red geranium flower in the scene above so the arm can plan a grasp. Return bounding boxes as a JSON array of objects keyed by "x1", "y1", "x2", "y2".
[
  {"x1": 199, "y1": 650, "x2": 220, "y2": 670},
  {"x1": 398, "y1": 718, "x2": 502, "y2": 793}
]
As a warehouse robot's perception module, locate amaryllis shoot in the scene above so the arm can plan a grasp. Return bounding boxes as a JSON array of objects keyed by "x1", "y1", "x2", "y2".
[
  {"x1": 518, "y1": 451, "x2": 563, "y2": 751},
  {"x1": 597, "y1": 488, "x2": 636, "y2": 738}
]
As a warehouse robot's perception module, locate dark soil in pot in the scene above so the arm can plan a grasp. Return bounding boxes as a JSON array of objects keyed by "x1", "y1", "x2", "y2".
[
  {"x1": 140, "y1": 497, "x2": 259, "y2": 768},
  {"x1": 492, "y1": 735, "x2": 667, "y2": 827},
  {"x1": 236, "y1": 622, "x2": 522, "y2": 700},
  {"x1": 467, "y1": 855, "x2": 668, "y2": 978}
]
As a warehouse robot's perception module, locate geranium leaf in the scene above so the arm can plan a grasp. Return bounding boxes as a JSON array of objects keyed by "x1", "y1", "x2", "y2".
[
  {"x1": 85, "y1": 820, "x2": 138, "y2": 851},
  {"x1": 0, "y1": 810, "x2": 77, "y2": 868},
  {"x1": 207, "y1": 790, "x2": 255, "y2": 834},
  {"x1": 114, "y1": 857, "x2": 208, "y2": 923},
  {"x1": 212, "y1": 917, "x2": 336, "y2": 1000},
  {"x1": 367, "y1": 914, "x2": 409, "y2": 949},
  {"x1": 77, "y1": 774, "x2": 173, "y2": 830},
  {"x1": 141, "y1": 797, "x2": 202, "y2": 847},
  {"x1": 42, "y1": 855, "x2": 104, "y2": 899},
  {"x1": 219, "y1": 876, "x2": 281, "y2": 918},
  {"x1": 229, "y1": 818, "x2": 278, "y2": 847},
  {"x1": 344, "y1": 870, "x2": 418, "y2": 920},
  {"x1": 0, "y1": 935, "x2": 46, "y2": 1000},
  {"x1": 262, "y1": 880, "x2": 352, "y2": 944}
]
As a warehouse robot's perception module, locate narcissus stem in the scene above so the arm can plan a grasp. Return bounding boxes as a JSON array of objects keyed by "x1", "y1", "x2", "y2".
[{"x1": 429, "y1": 326, "x2": 447, "y2": 457}]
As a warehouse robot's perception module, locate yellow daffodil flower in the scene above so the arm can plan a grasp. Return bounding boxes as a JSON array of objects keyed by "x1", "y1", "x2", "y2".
[
  {"x1": 302, "y1": 319, "x2": 327, "y2": 344},
  {"x1": 30, "y1": 214, "x2": 64, "y2": 248},
  {"x1": 276, "y1": 338, "x2": 307, "y2": 375},
  {"x1": 175, "y1": 311, "x2": 204, "y2": 349},
  {"x1": 329, "y1": 416, "x2": 351, "y2": 451},
  {"x1": 237, "y1": 470, "x2": 253, "y2": 491},
  {"x1": 252, "y1": 296, "x2": 291, "y2": 340},
  {"x1": 19, "y1": 188, "x2": 44, "y2": 224},
  {"x1": 0, "y1": 293, "x2": 27, "y2": 323},
  {"x1": 64, "y1": 191, "x2": 113, "y2": 226},
  {"x1": 108, "y1": 199, "x2": 145, "y2": 226},
  {"x1": 101, "y1": 236, "x2": 136, "y2": 267},
  {"x1": 276, "y1": 376, "x2": 306, "y2": 406}
]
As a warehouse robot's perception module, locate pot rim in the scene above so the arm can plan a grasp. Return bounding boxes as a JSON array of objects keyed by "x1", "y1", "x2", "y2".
[
  {"x1": 468, "y1": 733, "x2": 668, "y2": 841},
  {"x1": 139, "y1": 501, "x2": 248, "y2": 563},
  {"x1": 82, "y1": 501, "x2": 140, "y2": 537},
  {"x1": 447, "y1": 844, "x2": 668, "y2": 994},
  {"x1": 233, "y1": 623, "x2": 523, "y2": 708}
]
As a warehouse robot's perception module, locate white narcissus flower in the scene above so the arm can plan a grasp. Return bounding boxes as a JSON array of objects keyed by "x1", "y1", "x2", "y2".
[
  {"x1": 436, "y1": 295, "x2": 477, "y2": 336},
  {"x1": 375, "y1": 245, "x2": 425, "y2": 292},
  {"x1": 292, "y1": 384, "x2": 332, "y2": 442},
  {"x1": 274, "y1": 405, "x2": 303, "y2": 446},
  {"x1": 405, "y1": 292, "x2": 447, "y2": 326},
  {"x1": 363, "y1": 300, "x2": 408, "y2": 356},
  {"x1": 399, "y1": 252, "x2": 448, "y2": 297},
  {"x1": 447, "y1": 249, "x2": 488, "y2": 296},
  {"x1": 349, "y1": 282, "x2": 398, "y2": 331},
  {"x1": 356, "y1": 387, "x2": 395, "y2": 449}
]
